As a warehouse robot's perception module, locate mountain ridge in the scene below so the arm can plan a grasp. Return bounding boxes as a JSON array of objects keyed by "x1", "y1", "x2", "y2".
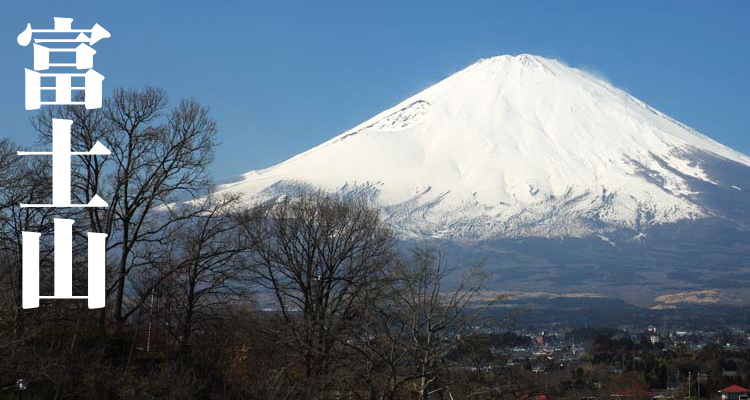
[{"x1": 218, "y1": 54, "x2": 750, "y2": 240}]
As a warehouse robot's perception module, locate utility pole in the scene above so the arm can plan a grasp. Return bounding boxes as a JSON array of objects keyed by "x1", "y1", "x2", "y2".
[
  {"x1": 697, "y1": 373, "x2": 707, "y2": 399},
  {"x1": 146, "y1": 291, "x2": 155, "y2": 352},
  {"x1": 688, "y1": 371, "x2": 692, "y2": 398}
]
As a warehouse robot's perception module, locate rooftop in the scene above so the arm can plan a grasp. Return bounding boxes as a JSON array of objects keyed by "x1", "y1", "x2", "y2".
[{"x1": 719, "y1": 385, "x2": 750, "y2": 393}]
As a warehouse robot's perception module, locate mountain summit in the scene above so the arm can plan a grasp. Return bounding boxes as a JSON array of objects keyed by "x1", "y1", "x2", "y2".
[{"x1": 220, "y1": 54, "x2": 750, "y2": 240}]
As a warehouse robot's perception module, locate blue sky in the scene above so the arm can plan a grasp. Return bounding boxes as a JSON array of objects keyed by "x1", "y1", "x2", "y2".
[{"x1": 1, "y1": 0, "x2": 748, "y2": 182}]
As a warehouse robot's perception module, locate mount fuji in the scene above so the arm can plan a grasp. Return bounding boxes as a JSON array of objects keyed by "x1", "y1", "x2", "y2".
[{"x1": 219, "y1": 54, "x2": 750, "y2": 305}]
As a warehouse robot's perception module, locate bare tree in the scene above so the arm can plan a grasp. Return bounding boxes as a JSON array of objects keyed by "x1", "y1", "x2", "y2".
[
  {"x1": 330, "y1": 247, "x2": 494, "y2": 400},
  {"x1": 149, "y1": 193, "x2": 248, "y2": 353},
  {"x1": 393, "y1": 248, "x2": 490, "y2": 400},
  {"x1": 0, "y1": 139, "x2": 98, "y2": 396},
  {"x1": 239, "y1": 191, "x2": 395, "y2": 381},
  {"x1": 32, "y1": 88, "x2": 218, "y2": 331},
  {"x1": 0, "y1": 139, "x2": 58, "y2": 327},
  {"x1": 337, "y1": 274, "x2": 409, "y2": 400}
]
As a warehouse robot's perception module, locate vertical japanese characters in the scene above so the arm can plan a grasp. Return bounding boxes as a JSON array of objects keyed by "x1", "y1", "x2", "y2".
[{"x1": 16, "y1": 17, "x2": 111, "y2": 309}]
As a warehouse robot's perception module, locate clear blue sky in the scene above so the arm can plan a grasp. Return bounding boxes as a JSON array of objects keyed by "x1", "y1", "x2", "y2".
[{"x1": 1, "y1": 0, "x2": 748, "y2": 183}]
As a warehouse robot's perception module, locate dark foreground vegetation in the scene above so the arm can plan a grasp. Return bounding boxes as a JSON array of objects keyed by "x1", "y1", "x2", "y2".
[{"x1": 0, "y1": 88, "x2": 495, "y2": 400}]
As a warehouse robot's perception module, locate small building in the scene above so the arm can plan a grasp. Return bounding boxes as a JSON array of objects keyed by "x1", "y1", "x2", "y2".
[{"x1": 718, "y1": 385, "x2": 750, "y2": 400}]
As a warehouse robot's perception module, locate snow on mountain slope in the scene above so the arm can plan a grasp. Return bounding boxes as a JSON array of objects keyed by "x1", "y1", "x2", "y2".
[{"x1": 218, "y1": 54, "x2": 750, "y2": 239}]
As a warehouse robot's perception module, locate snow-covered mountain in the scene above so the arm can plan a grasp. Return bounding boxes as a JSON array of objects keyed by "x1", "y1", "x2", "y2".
[{"x1": 219, "y1": 54, "x2": 750, "y2": 240}]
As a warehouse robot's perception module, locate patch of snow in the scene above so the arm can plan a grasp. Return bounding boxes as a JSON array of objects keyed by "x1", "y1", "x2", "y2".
[{"x1": 597, "y1": 235, "x2": 617, "y2": 247}]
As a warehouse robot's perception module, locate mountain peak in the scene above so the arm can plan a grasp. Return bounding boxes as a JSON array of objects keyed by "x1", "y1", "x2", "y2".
[
  {"x1": 477, "y1": 53, "x2": 550, "y2": 64},
  {"x1": 460, "y1": 54, "x2": 562, "y2": 78},
  {"x1": 219, "y1": 56, "x2": 750, "y2": 240}
]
